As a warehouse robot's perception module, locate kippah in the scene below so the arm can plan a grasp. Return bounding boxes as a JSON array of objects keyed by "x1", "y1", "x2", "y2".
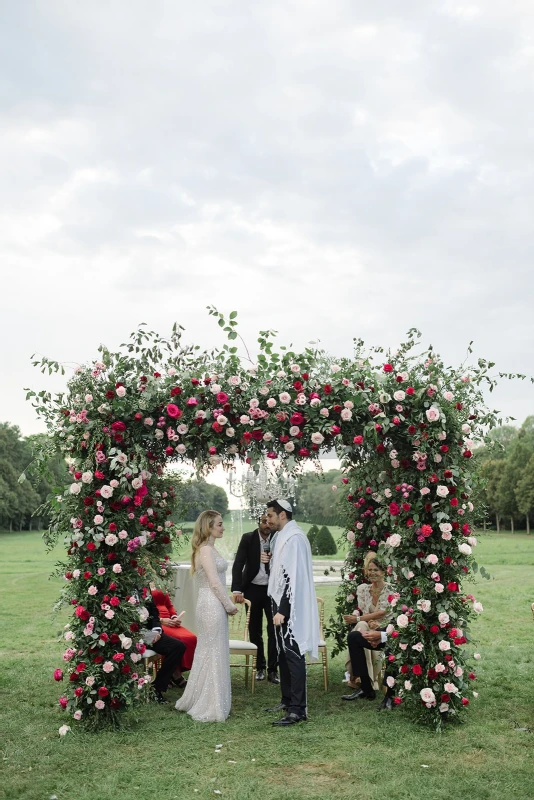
[{"x1": 276, "y1": 498, "x2": 293, "y2": 513}]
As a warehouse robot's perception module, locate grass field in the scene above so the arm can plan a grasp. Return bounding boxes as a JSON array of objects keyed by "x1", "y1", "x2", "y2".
[{"x1": 0, "y1": 530, "x2": 533, "y2": 800}]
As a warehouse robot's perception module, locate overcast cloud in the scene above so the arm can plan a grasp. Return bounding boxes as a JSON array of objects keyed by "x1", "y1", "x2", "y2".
[{"x1": 1, "y1": 0, "x2": 533, "y2": 436}]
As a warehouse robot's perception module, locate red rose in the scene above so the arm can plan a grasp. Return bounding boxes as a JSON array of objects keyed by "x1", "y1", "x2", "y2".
[
  {"x1": 208, "y1": 446, "x2": 217, "y2": 455},
  {"x1": 110, "y1": 597, "x2": 120, "y2": 607},
  {"x1": 353, "y1": 435, "x2": 364, "y2": 445},
  {"x1": 450, "y1": 497, "x2": 459, "y2": 507},
  {"x1": 468, "y1": 672, "x2": 476, "y2": 680},
  {"x1": 383, "y1": 363, "x2": 393, "y2": 373},
  {"x1": 301, "y1": 373, "x2": 309, "y2": 381},
  {"x1": 54, "y1": 669, "x2": 63, "y2": 681},
  {"x1": 109, "y1": 633, "x2": 120, "y2": 643},
  {"x1": 166, "y1": 404, "x2": 182, "y2": 418},
  {"x1": 463, "y1": 450, "x2": 472, "y2": 459},
  {"x1": 456, "y1": 402, "x2": 463, "y2": 410},
  {"x1": 447, "y1": 582, "x2": 459, "y2": 592},
  {"x1": 111, "y1": 421, "x2": 126, "y2": 433},
  {"x1": 444, "y1": 470, "x2": 453, "y2": 478},
  {"x1": 430, "y1": 625, "x2": 439, "y2": 634},
  {"x1": 130, "y1": 623, "x2": 140, "y2": 632},
  {"x1": 69, "y1": 672, "x2": 79, "y2": 682},
  {"x1": 323, "y1": 384, "x2": 333, "y2": 394},
  {"x1": 74, "y1": 687, "x2": 83, "y2": 697},
  {"x1": 376, "y1": 443, "x2": 385, "y2": 453},
  {"x1": 59, "y1": 696, "x2": 68, "y2": 709},
  {"x1": 112, "y1": 652, "x2": 125, "y2": 662},
  {"x1": 393, "y1": 697, "x2": 402, "y2": 705},
  {"x1": 406, "y1": 387, "x2": 415, "y2": 395},
  {"x1": 402, "y1": 502, "x2": 411, "y2": 512},
  {"x1": 105, "y1": 390, "x2": 115, "y2": 400},
  {"x1": 441, "y1": 693, "x2": 450, "y2": 702},
  {"x1": 170, "y1": 386, "x2": 182, "y2": 396},
  {"x1": 251, "y1": 430, "x2": 263, "y2": 441},
  {"x1": 290, "y1": 412, "x2": 305, "y2": 426},
  {"x1": 461, "y1": 698, "x2": 469, "y2": 706},
  {"x1": 83, "y1": 571, "x2": 91, "y2": 580},
  {"x1": 299, "y1": 448, "x2": 310, "y2": 457},
  {"x1": 134, "y1": 412, "x2": 143, "y2": 420},
  {"x1": 412, "y1": 664, "x2": 423, "y2": 675},
  {"x1": 108, "y1": 582, "x2": 117, "y2": 591},
  {"x1": 93, "y1": 655, "x2": 104, "y2": 664},
  {"x1": 293, "y1": 381, "x2": 303, "y2": 392},
  {"x1": 98, "y1": 687, "x2": 109, "y2": 698},
  {"x1": 139, "y1": 376, "x2": 148, "y2": 383},
  {"x1": 400, "y1": 664, "x2": 409, "y2": 674},
  {"x1": 389, "y1": 502, "x2": 400, "y2": 516},
  {"x1": 121, "y1": 664, "x2": 131, "y2": 674},
  {"x1": 110, "y1": 697, "x2": 121, "y2": 710},
  {"x1": 412, "y1": 587, "x2": 421, "y2": 595},
  {"x1": 191, "y1": 378, "x2": 200, "y2": 386},
  {"x1": 153, "y1": 372, "x2": 161, "y2": 378},
  {"x1": 109, "y1": 522, "x2": 117, "y2": 532}
]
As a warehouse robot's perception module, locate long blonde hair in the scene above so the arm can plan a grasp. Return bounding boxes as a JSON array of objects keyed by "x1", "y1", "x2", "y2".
[{"x1": 190, "y1": 509, "x2": 221, "y2": 574}]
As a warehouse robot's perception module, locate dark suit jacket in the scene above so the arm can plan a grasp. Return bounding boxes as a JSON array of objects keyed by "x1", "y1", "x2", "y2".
[{"x1": 231, "y1": 529, "x2": 271, "y2": 593}]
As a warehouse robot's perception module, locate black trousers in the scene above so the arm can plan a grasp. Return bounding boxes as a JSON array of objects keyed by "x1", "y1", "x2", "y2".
[
  {"x1": 244, "y1": 583, "x2": 278, "y2": 672},
  {"x1": 275, "y1": 623, "x2": 307, "y2": 718},
  {"x1": 347, "y1": 630, "x2": 385, "y2": 696},
  {"x1": 150, "y1": 633, "x2": 186, "y2": 693}
]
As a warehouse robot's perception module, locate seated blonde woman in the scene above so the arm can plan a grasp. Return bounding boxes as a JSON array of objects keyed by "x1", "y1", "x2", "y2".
[{"x1": 343, "y1": 554, "x2": 392, "y2": 691}]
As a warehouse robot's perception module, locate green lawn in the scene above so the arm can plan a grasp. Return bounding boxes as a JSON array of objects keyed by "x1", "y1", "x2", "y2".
[{"x1": 0, "y1": 531, "x2": 533, "y2": 800}]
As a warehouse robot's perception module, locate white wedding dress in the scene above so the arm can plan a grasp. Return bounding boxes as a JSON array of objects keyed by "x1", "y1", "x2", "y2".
[{"x1": 175, "y1": 546, "x2": 235, "y2": 722}]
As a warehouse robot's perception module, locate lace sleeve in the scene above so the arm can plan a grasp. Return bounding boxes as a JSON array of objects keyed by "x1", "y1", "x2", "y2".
[{"x1": 198, "y1": 546, "x2": 236, "y2": 613}]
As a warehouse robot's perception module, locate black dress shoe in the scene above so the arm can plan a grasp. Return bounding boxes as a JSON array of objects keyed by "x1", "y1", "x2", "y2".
[
  {"x1": 264, "y1": 702, "x2": 288, "y2": 712},
  {"x1": 170, "y1": 677, "x2": 187, "y2": 689},
  {"x1": 341, "y1": 689, "x2": 376, "y2": 701},
  {"x1": 155, "y1": 690, "x2": 168, "y2": 704},
  {"x1": 256, "y1": 669, "x2": 266, "y2": 681},
  {"x1": 378, "y1": 696, "x2": 393, "y2": 711},
  {"x1": 267, "y1": 671, "x2": 280, "y2": 684},
  {"x1": 272, "y1": 712, "x2": 306, "y2": 726}
]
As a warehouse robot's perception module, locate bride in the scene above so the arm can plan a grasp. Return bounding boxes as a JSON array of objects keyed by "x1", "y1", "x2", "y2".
[{"x1": 175, "y1": 510, "x2": 237, "y2": 722}]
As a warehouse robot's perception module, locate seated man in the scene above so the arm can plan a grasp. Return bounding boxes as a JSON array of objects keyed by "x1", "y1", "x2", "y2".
[
  {"x1": 145, "y1": 597, "x2": 187, "y2": 703},
  {"x1": 342, "y1": 629, "x2": 394, "y2": 709}
]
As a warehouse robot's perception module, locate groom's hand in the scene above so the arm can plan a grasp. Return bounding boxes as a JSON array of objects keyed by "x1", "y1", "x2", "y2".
[
  {"x1": 233, "y1": 592, "x2": 244, "y2": 604},
  {"x1": 273, "y1": 613, "x2": 285, "y2": 626}
]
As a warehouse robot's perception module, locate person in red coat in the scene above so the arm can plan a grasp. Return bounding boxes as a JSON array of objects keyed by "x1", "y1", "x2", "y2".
[{"x1": 149, "y1": 584, "x2": 198, "y2": 680}]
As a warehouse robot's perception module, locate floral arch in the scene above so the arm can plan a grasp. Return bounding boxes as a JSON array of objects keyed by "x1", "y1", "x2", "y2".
[{"x1": 28, "y1": 310, "x2": 501, "y2": 730}]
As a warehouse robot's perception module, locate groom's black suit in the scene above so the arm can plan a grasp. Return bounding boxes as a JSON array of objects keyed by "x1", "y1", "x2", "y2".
[{"x1": 231, "y1": 529, "x2": 278, "y2": 674}]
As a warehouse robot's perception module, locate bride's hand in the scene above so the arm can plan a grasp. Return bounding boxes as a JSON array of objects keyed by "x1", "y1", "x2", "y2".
[{"x1": 228, "y1": 606, "x2": 238, "y2": 616}]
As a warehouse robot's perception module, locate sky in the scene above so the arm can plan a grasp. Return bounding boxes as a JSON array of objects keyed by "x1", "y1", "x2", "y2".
[{"x1": 1, "y1": 0, "x2": 533, "y2": 443}]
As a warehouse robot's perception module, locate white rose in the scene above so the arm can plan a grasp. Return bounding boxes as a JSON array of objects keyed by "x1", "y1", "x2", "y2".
[
  {"x1": 438, "y1": 612, "x2": 450, "y2": 625},
  {"x1": 439, "y1": 640, "x2": 451, "y2": 651},
  {"x1": 284, "y1": 442, "x2": 295, "y2": 453},
  {"x1": 420, "y1": 688, "x2": 436, "y2": 704},
  {"x1": 404, "y1": 680, "x2": 412, "y2": 690},
  {"x1": 58, "y1": 725, "x2": 71, "y2": 737},
  {"x1": 311, "y1": 432, "x2": 324, "y2": 444},
  {"x1": 436, "y1": 485, "x2": 449, "y2": 498},
  {"x1": 340, "y1": 408, "x2": 352, "y2": 421},
  {"x1": 473, "y1": 601, "x2": 484, "y2": 614},
  {"x1": 396, "y1": 614, "x2": 409, "y2": 628},
  {"x1": 425, "y1": 407, "x2": 440, "y2": 422},
  {"x1": 387, "y1": 534, "x2": 402, "y2": 548},
  {"x1": 417, "y1": 599, "x2": 431, "y2": 613},
  {"x1": 458, "y1": 543, "x2": 472, "y2": 555},
  {"x1": 69, "y1": 483, "x2": 81, "y2": 495}
]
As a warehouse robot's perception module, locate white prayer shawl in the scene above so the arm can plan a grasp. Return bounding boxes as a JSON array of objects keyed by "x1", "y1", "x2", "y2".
[{"x1": 268, "y1": 519, "x2": 320, "y2": 662}]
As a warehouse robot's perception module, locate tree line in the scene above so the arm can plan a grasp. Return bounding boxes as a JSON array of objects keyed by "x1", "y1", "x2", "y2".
[
  {"x1": 0, "y1": 424, "x2": 68, "y2": 531},
  {"x1": 475, "y1": 415, "x2": 534, "y2": 533}
]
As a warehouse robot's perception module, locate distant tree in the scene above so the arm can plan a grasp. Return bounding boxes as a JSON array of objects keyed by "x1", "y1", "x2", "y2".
[
  {"x1": 178, "y1": 479, "x2": 229, "y2": 521},
  {"x1": 315, "y1": 525, "x2": 337, "y2": 555},
  {"x1": 307, "y1": 524, "x2": 319, "y2": 554},
  {"x1": 515, "y1": 454, "x2": 534, "y2": 534},
  {"x1": 294, "y1": 469, "x2": 343, "y2": 525}
]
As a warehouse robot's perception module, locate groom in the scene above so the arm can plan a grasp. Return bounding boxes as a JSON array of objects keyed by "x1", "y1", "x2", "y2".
[{"x1": 265, "y1": 499, "x2": 320, "y2": 726}]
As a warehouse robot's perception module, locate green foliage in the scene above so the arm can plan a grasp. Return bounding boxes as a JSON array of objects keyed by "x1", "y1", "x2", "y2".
[
  {"x1": 294, "y1": 469, "x2": 343, "y2": 525},
  {"x1": 177, "y1": 478, "x2": 229, "y2": 521},
  {"x1": 307, "y1": 523, "x2": 319, "y2": 553},
  {"x1": 315, "y1": 525, "x2": 337, "y2": 555}
]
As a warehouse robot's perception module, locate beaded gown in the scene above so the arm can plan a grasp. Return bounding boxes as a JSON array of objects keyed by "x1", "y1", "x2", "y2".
[{"x1": 175, "y1": 546, "x2": 236, "y2": 722}]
